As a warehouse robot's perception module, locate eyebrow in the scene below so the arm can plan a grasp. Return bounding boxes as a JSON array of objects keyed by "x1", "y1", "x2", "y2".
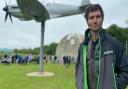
[{"x1": 89, "y1": 15, "x2": 101, "y2": 18}]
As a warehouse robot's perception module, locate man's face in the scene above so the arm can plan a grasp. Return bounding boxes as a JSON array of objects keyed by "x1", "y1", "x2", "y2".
[{"x1": 87, "y1": 10, "x2": 103, "y2": 32}]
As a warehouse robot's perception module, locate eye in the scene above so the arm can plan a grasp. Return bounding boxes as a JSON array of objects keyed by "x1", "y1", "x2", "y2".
[
  {"x1": 89, "y1": 16, "x2": 94, "y2": 19},
  {"x1": 96, "y1": 15, "x2": 101, "y2": 18}
]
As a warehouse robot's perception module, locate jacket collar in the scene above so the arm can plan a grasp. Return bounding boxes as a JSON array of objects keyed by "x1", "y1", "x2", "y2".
[{"x1": 83, "y1": 28, "x2": 106, "y2": 45}]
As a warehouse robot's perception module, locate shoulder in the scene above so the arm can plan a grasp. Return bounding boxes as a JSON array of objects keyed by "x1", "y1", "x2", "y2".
[
  {"x1": 105, "y1": 33, "x2": 124, "y2": 55},
  {"x1": 104, "y1": 33, "x2": 123, "y2": 47}
]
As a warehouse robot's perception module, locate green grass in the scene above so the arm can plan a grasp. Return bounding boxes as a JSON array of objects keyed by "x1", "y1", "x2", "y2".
[
  {"x1": 0, "y1": 63, "x2": 127, "y2": 89},
  {"x1": 0, "y1": 63, "x2": 76, "y2": 89}
]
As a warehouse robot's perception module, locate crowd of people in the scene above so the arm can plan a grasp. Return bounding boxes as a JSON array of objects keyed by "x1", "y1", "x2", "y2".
[
  {"x1": 0, "y1": 54, "x2": 33, "y2": 64},
  {"x1": 0, "y1": 54, "x2": 76, "y2": 65}
]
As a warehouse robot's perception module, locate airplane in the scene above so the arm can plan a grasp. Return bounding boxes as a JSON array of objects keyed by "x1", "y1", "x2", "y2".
[
  {"x1": 3, "y1": 0, "x2": 91, "y2": 73},
  {"x1": 3, "y1": 0, "x2": 91, "y2": 22}
]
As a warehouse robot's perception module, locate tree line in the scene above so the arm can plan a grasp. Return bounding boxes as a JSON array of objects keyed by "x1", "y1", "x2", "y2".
[
  {"x1": 13, "y1": 42, "x2": 57, "y2": 55},
  {"x1": 1, "y1": 24, "x2": 128, "y2": 56}
]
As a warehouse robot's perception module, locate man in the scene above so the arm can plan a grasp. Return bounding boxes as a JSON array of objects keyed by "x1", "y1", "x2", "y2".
[{"x1": 75, "y1": 4, "x2": 128, "y2": 89}]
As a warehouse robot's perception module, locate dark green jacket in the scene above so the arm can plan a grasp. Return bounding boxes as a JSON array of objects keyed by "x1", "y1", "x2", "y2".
[{"x1": 75, "y1": 29, "x2": 128, "y2": 89}]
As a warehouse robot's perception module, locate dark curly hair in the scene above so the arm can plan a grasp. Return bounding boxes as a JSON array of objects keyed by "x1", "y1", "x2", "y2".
[{"x1": 84, "y1": 4, "x2": 104, "y2": 21}]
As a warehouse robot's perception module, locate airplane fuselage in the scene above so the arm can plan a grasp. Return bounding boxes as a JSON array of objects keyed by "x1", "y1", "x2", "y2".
[
  {"x1": 45, "y1": 3, "x2": 82, "y2": 18},
  {"x1": 3, "y1": 0, "x2": 89, "y2": 22},
  {"x1": 4, "y1": 3, "x2": 83, "y2": 21}
]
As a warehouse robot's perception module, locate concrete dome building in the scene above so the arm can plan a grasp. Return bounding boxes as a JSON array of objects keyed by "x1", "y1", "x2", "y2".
[{"x1": 56, "y1": 33, "x2": 83, "y2": 62}]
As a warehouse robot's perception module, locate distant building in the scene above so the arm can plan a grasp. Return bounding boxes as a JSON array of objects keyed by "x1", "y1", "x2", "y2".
[{"x1": 56, "y1": 33, "x2": 83, "y2": 62}]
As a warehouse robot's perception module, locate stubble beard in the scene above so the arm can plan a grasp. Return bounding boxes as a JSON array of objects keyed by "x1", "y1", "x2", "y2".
[{"x1": 90, "y1": 27, "x2": 101, "y2": 33}]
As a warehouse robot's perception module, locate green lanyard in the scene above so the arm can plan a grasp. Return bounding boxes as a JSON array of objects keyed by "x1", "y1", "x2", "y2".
[
  {"x1": 83, "y1": 34, "x2": 101, "y2": 89},
  {"x1": 83, "y1": 45, "x2": 88, "y2": 89}
]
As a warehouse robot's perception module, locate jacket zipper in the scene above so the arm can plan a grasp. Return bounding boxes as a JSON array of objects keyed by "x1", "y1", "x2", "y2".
[{"x1": 97, "y1": 34, "x2": 101, "y2": 89}]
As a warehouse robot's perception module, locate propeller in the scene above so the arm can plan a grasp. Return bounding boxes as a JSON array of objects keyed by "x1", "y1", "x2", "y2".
[{"x1": 3, "y1": 0, "x2": 13, "y2": 23}]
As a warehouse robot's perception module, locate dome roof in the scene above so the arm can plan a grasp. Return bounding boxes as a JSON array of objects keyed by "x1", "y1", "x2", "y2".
[{"x1": 56, "y1": 33, "x2": 83, "y2": 60}]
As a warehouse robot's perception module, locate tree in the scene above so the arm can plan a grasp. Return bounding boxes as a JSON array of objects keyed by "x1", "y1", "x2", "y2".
[
  {"x1": 107, "y1": 24, "x2": 128, "y2": 56},
  {"x1": 32, "y1": 47, "x2": 40, "y2": 55},
  {"x1": 44, "y1": 42, "x2": 57, "y2": 55},
  {"x1": 12, "y1": 42, "x2": 58, "y2": 56},
  {"x1": 107, "y1": 24, "x2": 128, "y2": 45}
]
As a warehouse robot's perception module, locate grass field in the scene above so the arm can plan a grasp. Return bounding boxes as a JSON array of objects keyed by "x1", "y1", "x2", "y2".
[
  {"x1": 0, "y1": 63, "x2": 76, "y2": 89},
  {"x1": 0, "y1": 63, "x2": 127, "y2": 89}
]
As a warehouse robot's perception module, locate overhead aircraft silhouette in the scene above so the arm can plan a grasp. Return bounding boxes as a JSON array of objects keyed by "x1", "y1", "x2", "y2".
[{"x1": 3, "y1": 0, "x2": 90, "y2": 22}]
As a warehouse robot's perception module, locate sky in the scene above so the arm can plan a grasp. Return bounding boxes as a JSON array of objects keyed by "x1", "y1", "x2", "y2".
[{"x1": 0, "y1": 0, "x2": 128, "y2": 49}]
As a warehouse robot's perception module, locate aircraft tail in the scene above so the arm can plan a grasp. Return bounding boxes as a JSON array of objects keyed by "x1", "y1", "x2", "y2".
[{"x1": 80, "y1": 0, "x2": 90, "y2": 6}]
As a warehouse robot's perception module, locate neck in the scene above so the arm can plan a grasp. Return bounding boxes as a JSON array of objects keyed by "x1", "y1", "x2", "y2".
[
  {"x1": 91, "y1": 31, "x2": 98, "y2": 42},
  {"x1": 90, "y1": 28, "x2": 102, "y2": 42}
]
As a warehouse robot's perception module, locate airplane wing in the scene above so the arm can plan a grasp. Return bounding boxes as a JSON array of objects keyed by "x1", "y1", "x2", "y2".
[
  {"x1": 79, "y1": 4, "x2": 92, "y2": 12},
  {"x1": 16, "y1": 0, "x2": 49, "y2": 22}
]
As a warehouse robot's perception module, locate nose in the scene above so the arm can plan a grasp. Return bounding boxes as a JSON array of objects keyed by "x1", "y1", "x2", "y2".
[
  {"x1": 93, "y1": 17, "x2": 97, "y2": 22},
  {"x1": 3, "y1": 7, "x2": 8, "y2": 12}
]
